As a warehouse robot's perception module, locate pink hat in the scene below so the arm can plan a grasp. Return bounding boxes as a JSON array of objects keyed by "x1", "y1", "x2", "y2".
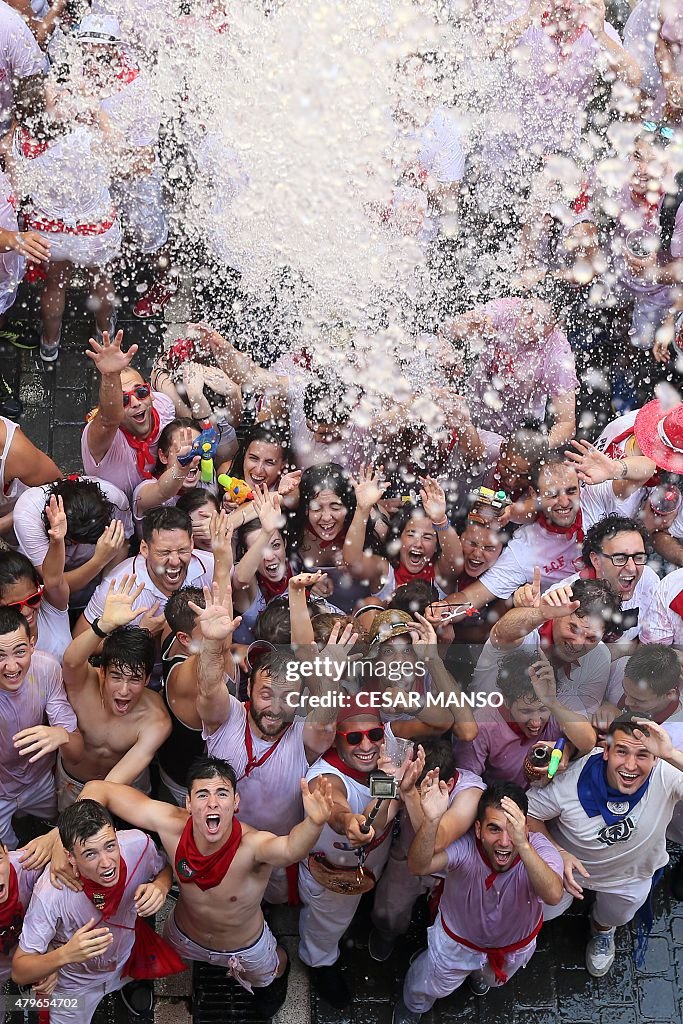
[{"x1": 634, "y1": 399, "x2": 683, "y2": 474}]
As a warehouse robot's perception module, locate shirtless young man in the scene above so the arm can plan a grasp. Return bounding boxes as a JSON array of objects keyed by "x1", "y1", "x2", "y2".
[
  {"x1": 59, "y1": 576, "x2": 171, "y2": 807},
  {"x1": 77, "y1": 756, "x2": 334, "y2": 1015}
]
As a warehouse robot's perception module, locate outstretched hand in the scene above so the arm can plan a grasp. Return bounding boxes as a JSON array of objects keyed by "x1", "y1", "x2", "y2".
[{"x1": 85, "y1": 330, "x2": 138, "y2": 376}]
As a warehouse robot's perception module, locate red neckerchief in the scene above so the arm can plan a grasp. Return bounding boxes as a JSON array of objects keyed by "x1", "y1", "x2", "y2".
[
  {"x1": 498, "y1": 702, "x2": 532, "y2": 745},
  {"x1": 537, "y1": 509, "x2": 584, "y2": 542},
  {"x1": 394, "y1": 561, "x2": 436, "y2": 587},
  {"x1": 475, "y1": 837, "x2": 520, "y2": 890},
  {"x1": 538, "y1": 618, "x2": 580, "y2": 677},
  {"x1": 578, "y1": 566, "x2": 597, "y2": 580},
  {"x1": 120, "y1": 406, "x2": 161, "y2": 480},
  {"x1": 322, "y1": 746, "x2": 371, "y2": 785},
  {"x1": 18, "y1": 127, "x2": 49, "y2": 159},
  {"x1": 617, "y1": 691, "x2": 681, "y2": 725},
  {"x1": 541, "y1": 10, "x2": 586, "y2": 49},
  {"x1": 174, "y1": 816, "x2": 242, "y2": 891},
  {"x1": 572, "y1": 184, "x2": 591, "y2": 213},
  {"x1": 456, "y1": 570, "x2": 477, "y2": 591},
  {"x1": 257, "y1": 564, "x2": 293, "y2": 605},
  {"x1": 670, "y1": 591, "x2": 683, "y2": 622},
  {"x1": 0, "y1": 864, "x2": 24, "y2": 956},
  {"x1": 81, "y1": 858, "x2": 128, "y2": 920},
  {"x1": 306, "y1": 525, "x2": 348, "y2": 551},
  {"x1": 240, "y1": 700, "x2": 293, "y2": 780}
]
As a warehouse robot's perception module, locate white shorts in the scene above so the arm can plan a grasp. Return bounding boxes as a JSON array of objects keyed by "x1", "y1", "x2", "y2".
[
  {"x1": 543, "y1": 876, "x2": 652, "y2": 928},
  {"x1": 33, "y1": 218, "x2": 122, "y2": 268},
  {"x1": 163, "y1": 907, "x2": 279, "y2": 992},
  {"x1": 0, "y1": 769, "x2": 57, "y2": 848},
  {"x1": 45, "y1": 975, "x2": 128, "y2": 1024}
]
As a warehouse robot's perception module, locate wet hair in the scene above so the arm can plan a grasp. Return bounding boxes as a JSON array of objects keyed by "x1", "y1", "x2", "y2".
[
  {"x1": 176, "y1": 488, "x2": 220, "y2": 517},
  {"x1": 236, "y1": 517, "x2": 286, "y2": 561},
  {"x1": 94, "y1": 626, "x2": 155, "y2": 679},
  {"x1": 186, "y1": 755, "x2": 237, "y2": 795},
  {"x1": 529, "y1": 449, "x2": 574, "y2": 491},
  {"x1": 248, "y1": 648, "x2": 292, "y2": 691},
  {"x1": 164, "y1": 586, "x2": 205, "y2": 636},
  {"x1": 153, "y1": 417, "x2": 200, "y2": 476},
  {"x1": 606, "y1": 715, "x2": 648, "y2": 743},
  {"x1": 624, "y1": 645, "x2": 681, "y2": 699},
  {"x1": 141, "y1": 506, "x2": 193, "y2": 544},
  {"x1": 416, "y1": 737, "x2": 457, "y2": 785},
  {"x1": 311, "y1": 612, "x2": 360, "y2": 646},
  {"x1": 385, "y1": 505, "x2": 442, "y2": 567},
  {"x1": 0, "y1": 551, "x2": 42, "y2": 599},
  {"x1": 254, "y1": 598, "x2": 292, "y2": 644},
  {"x1": 42, "y1": 479, "x2": 116, "y2": 545},
  {"x1": 477, "y1": 782, "x2": 528, "y2": 822},
  {"x1": 581, "y1": 514, "x2": 651, "y2": 567},
  {"x1": 570, "y1": 578, "x2": 622, "y2": 626},
  {"x1": 230, "y1": 425, "x2": 293, "y2": 482},
  {"x1": 303, "y1": 379, "x2": 356, "y2": 426},
  {"x1": 501, "y1": 422, "x2": 549, "y2": 466},
  {"x1": 289, "y1": 463, "x2": 366, "y2": 553},
  {"x1": 388, "y1": 580, "x2": 439, "y2": 617},
  {"x1": 497, "y1": 650, "x2": 539, "y2": 705},
  {"x1": 58, "y1": 799, "x2": 114, "y2": 853},
  {"x1": 0, "y1": 606, "x2": 31, "y2": 639}
]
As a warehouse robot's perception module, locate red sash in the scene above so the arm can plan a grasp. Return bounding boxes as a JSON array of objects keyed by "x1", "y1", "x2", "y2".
[
  {"x1": 441, "y1": 911, "x2": 543, "y2": 983},
  {"x1": 0, "y1": 863, "x2": 23, "y2": 956},
  {"x1": 322, "y1": 747, "x2": 371, "y2": 784},
  {"x1": 174, "y1": 816, "x2": 242, "y2": 891},
  {"x1": 240, "y1": 702, "x2": 293, "y2": 780},
  {"x1": 120, "y1": 406, "x2": 161, "y2": 480}
]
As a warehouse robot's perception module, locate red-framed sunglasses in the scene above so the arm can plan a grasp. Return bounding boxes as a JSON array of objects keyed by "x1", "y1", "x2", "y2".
[
  {"x1": 4, "y1": 585, "x2": 44, "y2": 610},
  {"x1": 122, "y1": 383, "x2": 151, "y2": 407},
  {"x1": 337, "y1": 726, "x2": 384, "y2": 745}
]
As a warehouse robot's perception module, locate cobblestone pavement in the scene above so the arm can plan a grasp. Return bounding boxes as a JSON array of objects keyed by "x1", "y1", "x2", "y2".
[{"x1": 2, "y1": 281, "x2": 683, "y2": 1024}]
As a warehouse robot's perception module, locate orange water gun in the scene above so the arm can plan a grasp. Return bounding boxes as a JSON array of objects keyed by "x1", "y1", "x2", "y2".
[{"x1": 217, "y1": 474, "x2": 253, "y2": 505}]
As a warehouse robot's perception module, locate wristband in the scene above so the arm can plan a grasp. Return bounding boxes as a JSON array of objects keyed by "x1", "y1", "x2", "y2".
[
  {"x1": 614, "y1": 458, "x2": 628, "y2": 480},
  {"x1": 90, "y1": 617, "x2": 110, "y2": 638},
  {"x1": 432, "y1": 518, "x2": 450, "y2": 531}
]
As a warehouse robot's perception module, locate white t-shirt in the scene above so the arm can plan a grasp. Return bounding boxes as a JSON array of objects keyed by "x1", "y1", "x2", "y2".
[
  {"x1": 640, "y1": 567, "x2": 683, "y2": 645},
  {"x1": 84, "y1": 550, "x2": 215, "y2": 623},
  {"x1": 527, "y1": 749, "x2": 683, "y2": 888},
  {"x1": 14, "y1": 478, "x2": 132, "y2": 571},
  {"x1": 0, "y1": 1, "x2": 46, "y2": 133},
  {"x1": 478, "y1": 518, "x2": 584, "y2": 599},
  {"x1": 546, "y1": 566, "x2": 659, "y2": 645}
]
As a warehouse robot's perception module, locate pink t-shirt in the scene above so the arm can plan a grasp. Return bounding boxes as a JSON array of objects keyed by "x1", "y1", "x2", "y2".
[
  {"x1": 81, "y1": 392, "x2": 176, "y2": 501},
  {"x1": 13, "y1": 477, "x2": 132, "y2": 572},
  {"x1": 204, "y1": 695, "x2": 309, "y2": 836},
  {"x1": 0, "y1": 851, "x2": 41, "y2": 983},
  {"x1": 454, "y1": 707, "x2": 565, "y2": 790},
  {"x1": 18, "y1": 830, "x2": 166, "y2": 993},
  {"x1": 0, "y1": 650, "x2": 77, "y2": 799},
  {"x1": 467, "y1": 298, "x2": 578, "y2": 436},
  {"x1": 438, "y1": 829, "x2": 563, "y2": 947}
]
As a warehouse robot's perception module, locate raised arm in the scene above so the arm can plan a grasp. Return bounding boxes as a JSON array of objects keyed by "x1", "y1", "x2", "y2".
[
  {"x1": 419, "y1": 476, "x2": 463, "y2": 589},
  {"x1": 342, "y1": 465, "x2": 389, "y2": 587},
  {"x1": 412, "y1": 614, "x2": 477, "y2": 741},
  {"x1": 406, "y1": 772, "x2": 450, "y2": 876},
  {"x1": 528, "y1": 654, "x2": 597, "y2": 755},
  {"x1": 83, "y1": 330, "x2": 139, "y2": 464},
  {"x1": 40, "y1": 495, "x2": 68, "y2": 611},
  {"x1": 253, "y1": 778, "x2": 334, "y2": 866},
  {"x1": 79, "y1": 779, "x2": 184, "y2": 836},
  {"x1": 104, "y1": 699, "x2": 171, "y2": 786},
  {"x1": 192, "y1": 584, "x2": 242, "y2": 734},
  {"x1": 62, "y1": 576, "x2": 146, "y2": 691},
  {"x1": 500, "y1": 796, "x2": 563, "y2": 904},
  {"x1": 490, "y1": 575, "x2": 579, "y2": 649}
]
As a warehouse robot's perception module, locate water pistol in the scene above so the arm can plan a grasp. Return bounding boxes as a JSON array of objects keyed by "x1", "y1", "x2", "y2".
[
  {"x1": 217, "y1": 474, "x2": 254, "y2": 505},
  {"x1": 468, "y1": 486, "x2": 512, "y2": 526},
  {"x1": 547, "y1": 737, "x2": 566, "y2": 780},
  {"x1": 177, "y1": 423, "x2": 218, "y2": 484}
]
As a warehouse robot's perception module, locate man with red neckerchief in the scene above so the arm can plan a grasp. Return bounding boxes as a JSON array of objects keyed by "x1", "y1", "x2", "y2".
[
  {"x1": 452, "y1": 454, "x2": 586, "y2": 613},
  {"x1": 473, "y1": 576, "x2": 619, "y2": 716},
  {"x1": 0, "y1": 837, "x2": 43, "y2": 987},
  {"x1": 13, "y1": 800, "x2": 172, "y2": 1024},
  {"x1": 81, "y1": 330, "x2": 176, "y2": 502},
  {"x1": 298, "y1": 696, "x2": 409, "y2": 1010},
  {"x1": 74, "y1": 756, "x2": 334, "y2": 1018},
  {"x1": 392, "y1": 781, "x2": 563, "y2": 1024}
]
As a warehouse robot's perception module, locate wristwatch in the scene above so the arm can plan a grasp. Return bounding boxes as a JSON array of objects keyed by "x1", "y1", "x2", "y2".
[{"x1": 90, "y1": 617, "x2": 110, "y2": 638}]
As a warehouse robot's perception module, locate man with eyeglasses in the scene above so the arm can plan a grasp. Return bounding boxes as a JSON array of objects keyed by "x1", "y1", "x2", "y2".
[
  {"x1": 80, "y1": 329, "x2": 176, "y2": 502},
  {"x1": 514, "y1": 516, "x2": 658, "y2": 697}
]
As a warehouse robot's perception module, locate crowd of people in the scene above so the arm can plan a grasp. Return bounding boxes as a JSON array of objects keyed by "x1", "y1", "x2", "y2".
[{"x1": 0, "y1": 0, "x2": 683, "y2": 1022}]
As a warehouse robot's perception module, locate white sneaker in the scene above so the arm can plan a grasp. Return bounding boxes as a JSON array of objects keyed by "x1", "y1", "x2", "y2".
[
  {"x1": 585, "y1": 928, "x2": 616, "y2": 976},
  {"x1": 39, "y1": 335, "x2": 60, "y2": 362}
]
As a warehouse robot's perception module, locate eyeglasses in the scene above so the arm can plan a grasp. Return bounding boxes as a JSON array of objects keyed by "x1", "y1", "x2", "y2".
[
  {"x1": 121, "y1": 383, "x2": 151, "y2": 407},
  {"x1": 597, "y1": 551, "x2": 648, "y2": 567},
  {"x1": 337, "y1": 726, "x2": 384, "y2": 745},
  {"x1": 642, "y1": 121, "x2": 675, "y2": 143},
  {"x1": 4, "y1": 585, "x2": 44, "y2": 610}
]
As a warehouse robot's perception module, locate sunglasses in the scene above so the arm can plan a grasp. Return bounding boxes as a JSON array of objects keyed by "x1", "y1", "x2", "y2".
[
  {"x1": 337, "y1": 726, "x2": 384, "y2": 745},
  {"x1": 122, "y1": 383, "x2": 151, "y2": 407},
  {"x1": 4, "y1": 585, "x2": 44, "y2": 610},
  {"x1": 642, "y1": 121, "x2": 675, "y2": 143},
  {"x1": 597, "y1": 551, "x2": 648, "y2": 567}
]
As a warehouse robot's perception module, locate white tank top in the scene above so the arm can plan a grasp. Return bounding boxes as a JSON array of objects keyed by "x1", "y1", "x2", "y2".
[{"x1": 0, "y1": 415, "x2": 25, "y2": 515}]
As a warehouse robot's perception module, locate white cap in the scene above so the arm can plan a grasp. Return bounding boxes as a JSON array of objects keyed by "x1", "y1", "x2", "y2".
[{"x1": 75, "y1": 14, "x2": 122, "y2": 44}]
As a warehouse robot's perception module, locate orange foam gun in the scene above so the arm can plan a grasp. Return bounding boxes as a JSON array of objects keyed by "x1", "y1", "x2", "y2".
[{"x1": 217, "y1": 474, "x2": 253, "y2": 505}]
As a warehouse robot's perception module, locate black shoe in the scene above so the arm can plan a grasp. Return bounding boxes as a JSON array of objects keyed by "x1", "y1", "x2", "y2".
[
  {"x1": 251, "y1": 957, "x2": 290, "y2": 1018},
  {"x1": 308, "y1": 963, "x2": 352, "y2": 1009},
  {"x1": 0, "y1": 376, "x2": 21, "y2": 419},
  {"x1": 670, "y1": 859, "x2": 683, "y2": 900},
  {"x1": 119, "y1": 980, "x2": 154, "y2": 1019}
]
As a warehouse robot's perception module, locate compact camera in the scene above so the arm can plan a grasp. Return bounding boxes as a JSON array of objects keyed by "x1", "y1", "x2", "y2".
[{"x1": 369, "y1": 771, "x2": 399, "y2": 800}]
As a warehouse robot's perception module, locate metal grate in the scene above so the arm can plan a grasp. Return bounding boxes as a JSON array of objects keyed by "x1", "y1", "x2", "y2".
[{"x1": 191, "y1": 964, "x2": 275, "y2": 1024}]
